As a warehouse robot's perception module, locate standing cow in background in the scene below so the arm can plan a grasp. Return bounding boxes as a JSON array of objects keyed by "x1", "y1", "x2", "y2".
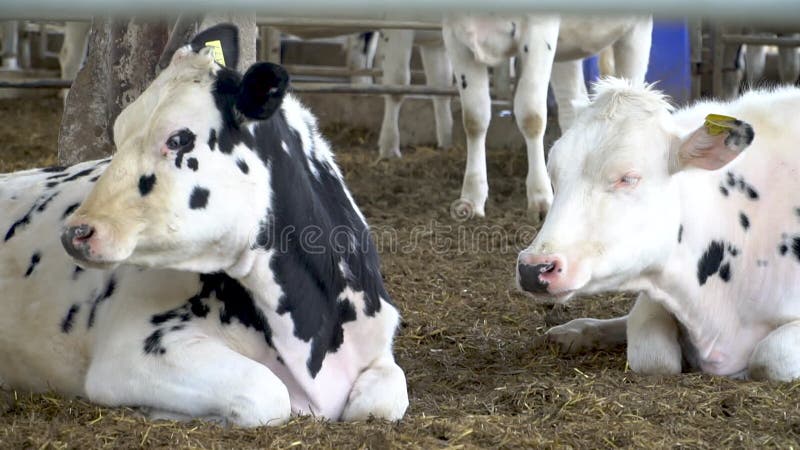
[
  {"x1": 444, "y1": 15, "x2": 652, "y2": 220},
  {"x1": 1, "y1": 24, "x2": 407, "y2": 425},
  {"x1": 519, "y1": 78, "x2": 800, "y2": 381}
]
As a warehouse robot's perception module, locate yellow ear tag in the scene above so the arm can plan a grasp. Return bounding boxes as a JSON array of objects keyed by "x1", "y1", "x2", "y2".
[
  {"x1": 204, "y1": 40, "x2": 226, "y2": 67},
  {"x1": 704, "y1": 113, "x2": 738, "y2": 136}
]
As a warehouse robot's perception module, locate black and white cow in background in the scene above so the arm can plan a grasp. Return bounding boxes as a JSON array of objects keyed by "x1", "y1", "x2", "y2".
[
  {"x1": 0, "y1": 24, "x2": 407, "y2": 425},
  {"x1": 443, "y1": 14, "x2": 653, "y2": 221},
  {"x1": 518, "y1": 78, "x2": 800, "y2": 381}
]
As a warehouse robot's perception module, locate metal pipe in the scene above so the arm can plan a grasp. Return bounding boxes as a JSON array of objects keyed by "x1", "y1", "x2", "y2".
[
  {"x1": 283, "y1": 64, "x2": 425, "y2": 79},
  {"x1": 255, "y1": 17, "x2": 441, "y2": 30},
  {"x1": 720, "y1": 34, "x2": 800, "y2": 47}
]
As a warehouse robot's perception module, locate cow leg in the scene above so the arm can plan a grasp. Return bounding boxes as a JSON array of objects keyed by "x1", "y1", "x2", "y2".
[
  {"x1": 443, "y1": 29, "x2": 491, "y2": 217},
  {"x1": 550, "y1": 60, "x2": 587, "y2": 132},
  {"x1": 345, "y1": 32, "x2": 378, "y2": 85},
  {"x1": 748, "y1": 320, "x2": 800, "y2": 381},
  {"x1": 419, "y1": 42, "x2": 454, "y2": 150},
  {"x1": 626, "y1": 293, "x2": 682, "y2": 375},
  {"x1": 514, "y1": 21, "x2": 559, "y2": 222},
  {"x1": 777, "y1": 35, "x2": 800, "y2": 85},
  {"x1": 744, "y1": 40, "x2": 769, "y2": 86},
  {"x1": 340, "y1": 355, "x2": 408, "y2": 421},
  {"x1": 377, "y1": 29, "x2": 414, "y2": 159},
  {"x1": 85, "y1": 332, "x2": 291, "y2": 426},
  {"x1": 610, "y1": 18, "x2": 653, "y2": 84},
  {"x1": 544, "y1": 315, "x2": 627, "y2": 353}
]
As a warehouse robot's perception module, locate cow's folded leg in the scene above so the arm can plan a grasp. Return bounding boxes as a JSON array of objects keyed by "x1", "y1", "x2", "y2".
[
  {"x1": 84, "y1": 334, "x2": 291, "y2": 427},
  {"x1": 340, "y1": 355, "x2": 408, "y2": 421},
  {"x1": 545, "y1": 315, "x2": 627, "y2": 353},
  {"x1": 626, "y1": 293, "x2": 682, "y2": 375},
  {"x1": 748, "y1": 320, "x2": 800, "y2": 381}
]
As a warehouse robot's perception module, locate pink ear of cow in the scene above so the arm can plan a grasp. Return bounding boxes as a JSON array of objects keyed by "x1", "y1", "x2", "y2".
[{"x1": 671, "y1": 115, "x2": 754, "y2": 173}]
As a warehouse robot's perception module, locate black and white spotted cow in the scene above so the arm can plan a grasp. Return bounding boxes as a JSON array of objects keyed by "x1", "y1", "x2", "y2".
[
  {"x1": 517, "y1": 78, "x2": 800, "y2": 381},
  {"x1": 0, "y1": 24, "x2": 407, "y2": 425}
]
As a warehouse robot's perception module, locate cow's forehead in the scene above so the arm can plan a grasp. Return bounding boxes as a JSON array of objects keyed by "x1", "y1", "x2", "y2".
[{"x1": 113, "y1": 49, "x2": 219, "y2": 146}]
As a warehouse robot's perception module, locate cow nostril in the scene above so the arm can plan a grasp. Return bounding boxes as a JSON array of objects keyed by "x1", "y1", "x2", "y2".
[
  {"x1": 72, "y1": 224, "x2": 94, "y2": 242},
  {"x1": 538, "y1": 261, "x2": 556, "y2": 274}
]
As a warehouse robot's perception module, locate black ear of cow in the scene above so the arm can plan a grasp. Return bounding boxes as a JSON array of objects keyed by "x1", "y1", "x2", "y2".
[
  {"x1": 190, "y1": 23, "x2": 239, "y2": 70},
  {"x1": 236, "y1": 63, "x2": 290, "y2": 120}
]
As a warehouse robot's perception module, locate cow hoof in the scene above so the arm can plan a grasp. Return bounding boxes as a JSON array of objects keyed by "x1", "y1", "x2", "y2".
[
  {"x1": 378, "y1": 147, "x2": 402, "y2": 160},
  {"x1": 451, "y1": 198, "x2": 485, "y2": 221},
  {"x1": 543, "y1": 318, "x2": 610, "y2": 354}
]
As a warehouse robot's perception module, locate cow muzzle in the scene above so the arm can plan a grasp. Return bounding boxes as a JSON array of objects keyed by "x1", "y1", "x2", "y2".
[
  {"x1": 516, "y1": 252, "x2": 568, "y2": 295},
  {"x1": 61, "y1": 223, "x2": 96, "y2": 262}
]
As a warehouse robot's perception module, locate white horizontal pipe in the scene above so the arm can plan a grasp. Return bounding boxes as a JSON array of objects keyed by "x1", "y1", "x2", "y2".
[{"x1": 1, "y1": 0, "x2": 800, "y2": 22}]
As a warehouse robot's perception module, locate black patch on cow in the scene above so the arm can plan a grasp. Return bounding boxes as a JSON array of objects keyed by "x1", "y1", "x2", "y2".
[
  {"x1": 61, "y1": 304, "x2": 80, "y2": 333},
  {"x1": 739, "y1": 212, "x2": 750, "y2": 230},
  {"x1": 719, "y1": 262, "x2": 731, "y2": 282},
  {"x1": 89, "y1": 175, "x2": 100, "y2": 182},
  {"x1": 172, "y1": 129, "x2": 197, "y2": 169},
  {"x1": 62, "y1": 202, "x2": 80, "y2": 220},
  {"x1": 208, "y1": 128, "x2": 217, "y2": 150},
  {"x1": 523, "y1": 44, "x2": 528, "y2": 53},
  {"x1": 47, "y1": 173, "x2": 69, "y2": 180},
  {"x1": 36, "y1": 192, "x2": 59, "y2": 213},
  {"x1": 461, "y1": 74, "x2": 467, "y2": 89},
  {"x1": 678, "y1": 224, "x2": 683, "y2": 243},
  {"x1": 62, "y1": 168, "x2": 94, "y2": 183},
  {"x1": 24, "y1": 252, "x2": 41, "y2": 277},
  {"x1": 45, "y1": 181, "x2": 59, "y2": 189},
  {"x1": 87, "y1": 277, "x2": 116, "y2": 328},
  {"x1": 795, "y1": 207, "x2": 800, "y2": 218},
  {"x1": 746, "y1": 186, "x2": 759, "y2": 200},
  {"x1": 546, "y1": 41, "x2": 552, "y2": 51},
  {"x1": 187, "y1": 157, "x2": 199, "y2": 171},
  {"x1": 138, "y1": 174, "x2": 157, "y2": 196},
  {"x1": 719, "y1": 185, "x2": 729, "y2": 196},
  {"x1": 72, "y1": 265, "x2": 84, "y2": 280},
  {"x1": 510, "y1": 22, "x2": 516, "y2": 37},
  {"x1": 726, "y1": 172, "x2": 736, "y2": 187},
  {"x1": 793, "y1": 237, "x2": 800, "y2": 262},
  {"x1": 724, "y1": 120, "x2": 755, "y2": 148},
  {"x1": 4, "y1": 202, "x2": 37, "y2": 241},
  {"x1": 143, "y1": 329, "x2": 166, "y2": 355},
  {"x1": 189, "y1": 186, "x2": 210, "y2": 209},
  {"x1": 726, "y1": 172, "x2": 759, "y2": 200},
  {"x1": 780, "y1": 243, "x2": 789, "y2": 255},
  {"x1": 211, "y1": 69, "x2": 258, "y2": 154},
  {"x1": 697, "y1": 240, "x2": 725, "y2": 286},
  {"x1": 41, "y1": 165, "x2": 66, "y2": 173},
  {"x1": 246, "y1": 110, "x2": 391, "y2": 378},
  {"x1": 236, "y1": 158, "x2": 249, "y2": 174},
  {"x1": 727, "y1": 245, "x2": 739, "y2": 257}
]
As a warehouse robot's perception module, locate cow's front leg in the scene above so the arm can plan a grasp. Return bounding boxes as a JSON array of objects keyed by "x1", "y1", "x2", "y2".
[
  {"x1": 443, "y1": 27, "x2": 491, "y2": 217},
  {"x1": 340, "y1": 355, "x2": 408, "y2": 421},
  {"x1": 626, "y1": 293, "x2": 682, "y2": 375},
  {"x1": 515, "y1": 20, "x2": 559, "y2": 223},
  {"x1": 545, "y1": 315, "x2": 627, "y2": 353},
  {"x1": 749, "y1": 320, "x2": 800, "y2": 381},
  {"x1": 550, "y1": 59, "x2": 588, "y2": 132},
  {"x1": 419, "y1": 42, "x2": 454, "y2": 150},
  {"x1": 377, "y1": 29, "x2": 414, "y2": 159},
  {"x1": 611, "y1": 17, "x2": 653, "y2": 84},
  {"x1": 85, "y1": 332, "x2": 291, "y2": 427}
]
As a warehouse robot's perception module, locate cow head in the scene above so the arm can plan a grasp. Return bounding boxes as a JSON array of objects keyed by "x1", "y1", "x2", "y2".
[
  {"x1": 62, "y1": 24, "x2": 290, "y2": 273},
  {"x1": 517, "y1": 78, "x2": 754, "y2": 300}
]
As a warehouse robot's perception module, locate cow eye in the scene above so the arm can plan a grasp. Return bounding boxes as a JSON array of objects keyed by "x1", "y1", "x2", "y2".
[
  {"x1": 615, "y1": 173, "x2": 641, "y2": 189},
  {"x1": 166, "y1": 129, "x2": 195, "y2": 150}
]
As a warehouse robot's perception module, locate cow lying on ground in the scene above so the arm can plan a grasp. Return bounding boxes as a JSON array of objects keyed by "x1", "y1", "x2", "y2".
[
  {"x1": 0, "y1": 24, "x2": 408, "y2": 425},
  {"x1": 443, "y1": 15, "x2": 652, "y2": 220},
  {"x1": 518, "y1": 78, "x2": 800, "y2": 381}
]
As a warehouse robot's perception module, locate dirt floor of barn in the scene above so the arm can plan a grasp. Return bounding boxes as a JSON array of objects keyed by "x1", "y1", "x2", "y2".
[{"x1": 1, "y1": 97, "x2": 799, "y2": 449}]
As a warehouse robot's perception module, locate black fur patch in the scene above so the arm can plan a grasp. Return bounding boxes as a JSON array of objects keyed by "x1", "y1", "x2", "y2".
[
  {"x1": 36, "y1": 192, "x2": 59, "y2": 213},
  {"x1": 523, "y1": 44, "x2": 528, "y2": 53},
  {"x1": 546, "y1": 41, "x2": 552, "y2": 51},
  {"x1": 461, "y1": 74, "x2": 467, "y2": 89},
  {"x1": 24, "y1": 252, "x2": 41, "y2": 277},
  {"x1": 793, "y1": 237, "x2": 800, "y2": 262},
  {"x1": 719, "y1": 185, "x2": 729, "y2": 196},
  {"x1": 62, "y1": 168, "x2": 94, "y2": 183},
  {"x1": 5, "y1": 203, "x2": 36, "y2": 241},
  {"x1": 173, "y1": 129, "x2": 197, "y2": 169},
  {"x1": 719, "y1": 262, "x2": 731, "y2": 282},
  {"x1": 47, "y1": 173, "x2": 69, "y2": 180},
  {"x1": 189, "y1": 186, "x2": 210, "y2": 209},
  {"x1": 61, "y1": 304, "x2": 80, "y2": 333},
  {"x1": 87, "y1": 277, "x2": 116, "y2": 328},
  {"x1": 207, "y1": 128, "x2": 217, "y2": 149},
  {"x1": 62, "y1": 202, "x2": 80, "y2": 220},
  {"x1": 697, "y1": 240, "x2": 725, "y2": 285},
  {"x1": 678, "y1": 224, "x2": 683, "y2": 243},
  {"x1": 187, "y1": 157, "x2": 199, "y2": 171},
  {"x1": 138, "y1": 174, "x2": 157, "y2": 196},
  {"x1": 510, "y1": 22, "x2": 516, "y2": 37},
  {"x1": 739, "y1": 212, "x2": 750, "y2": 230},
  {"x1": 143, "y1": 329, "x2": 166, "y2": 355},
  {"x1": 780, "y1": 243, "x2": 789, "y2": 256},
  {"x1": 41, "y1": 165, "x2": 66, "y2": 173},
  {"x1": 236, "y1": 159, "x2": 249, "y2": 174},
  {"x1": 72, "y1": 265, "x2": 84, "y2": 280},
  {"x1": 89, "y1": 175, "x2": 100, "y2": 182},
  {"x1": 724, "y1": 120, "x2": 755, "y2": 148}
]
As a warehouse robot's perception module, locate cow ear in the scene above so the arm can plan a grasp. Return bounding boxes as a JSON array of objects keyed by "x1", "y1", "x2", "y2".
[
  {"x1": 190, "y1": 23, "x2": 239, "y2": 70},
  {"x1": 669, "y1": 114, "x2": 754, "y2": 174},
  {"x1": 236, "y1": 63, "x2": 290, "y2": 120}
]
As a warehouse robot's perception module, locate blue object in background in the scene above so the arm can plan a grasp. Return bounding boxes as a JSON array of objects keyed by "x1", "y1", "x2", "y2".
[{"x1": 582, "y1": 19, "x2": 691, "y2": 105}]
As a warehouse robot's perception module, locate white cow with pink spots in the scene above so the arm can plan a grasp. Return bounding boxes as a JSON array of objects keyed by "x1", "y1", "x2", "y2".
[{"x1": 518, "y1": 78, "x2": 800, "y2": 381}]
